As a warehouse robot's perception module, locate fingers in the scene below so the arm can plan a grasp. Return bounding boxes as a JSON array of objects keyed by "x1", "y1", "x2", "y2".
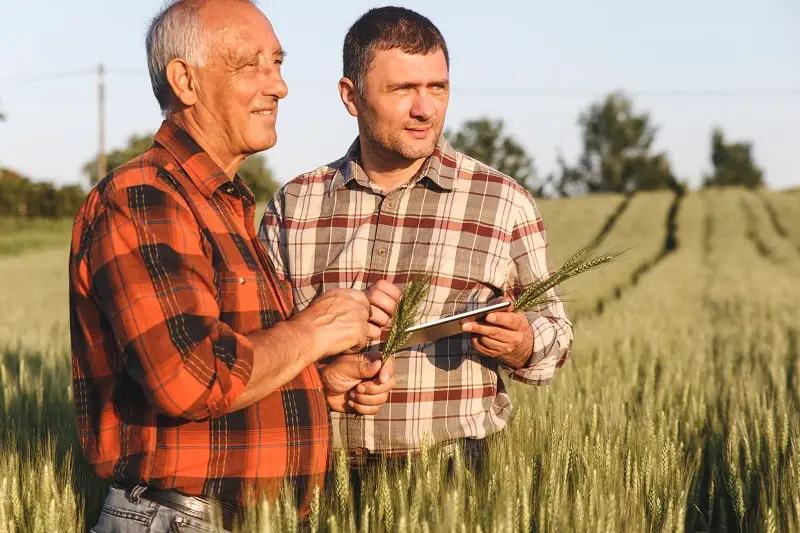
[
  {"x1": 473, "y1": 335, "x2": 508, "y2": 353},
  {"x1": 462, "y1": 321, "x2": 513, "y2": 342},
  {"x1": 464, "y1": 318, "x2": 523, "y2": 358},
  {"x1": 334, "y1": 287, "x2": 371, "y2": 311},
  {"x1": 347, "y1": 401, "x2": 385, "y2": 416},
  {"x1": 349, "y1": 389, "x2": 390, "y2": 407},
  {"x1": 485, "y1": 310, "x2": 528, "y2": 331},
  {"x1": 471, "y1": 336, "x2": 500, "y2": 357},
  {"x1": 347, "y1": 379, "x2": 394, "y2": 414},
  {"x1": 367, "y1": 323, "x2": 381, "y2": 341},
  {"x1": 355, "y1": 373, "x2": 395, "y2": 396},
  {"x1": 366, "y1": 281, "x2": 400, "y2": 324},
  {"x1": 372, "y1": 280, "x2": 402, "y2": 303},
  {"x1": 463, "y1": 311, "x2": 527, "y2": 337},
  {"x1": 369, "y1": 305, "x2": 392, "y2": 329}
]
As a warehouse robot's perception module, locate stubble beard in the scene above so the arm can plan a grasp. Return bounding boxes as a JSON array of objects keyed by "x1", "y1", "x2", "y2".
[{"x1": 359, "y1": 112, "x2": 442, "y2": 165}]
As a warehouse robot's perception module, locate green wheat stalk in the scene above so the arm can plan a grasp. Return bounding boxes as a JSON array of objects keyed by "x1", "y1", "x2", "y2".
[
  {"x1": 512, "y1": 247, "x2": 620, "y2": 312},
  {"x1": 381, "y1": 273, "x2": 432, "y2": 363}
]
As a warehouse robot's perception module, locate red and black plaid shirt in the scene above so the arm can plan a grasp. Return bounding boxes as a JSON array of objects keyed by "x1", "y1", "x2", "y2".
[{"x1": 69, "y1": 120, "x2": 329, "y2": 511}]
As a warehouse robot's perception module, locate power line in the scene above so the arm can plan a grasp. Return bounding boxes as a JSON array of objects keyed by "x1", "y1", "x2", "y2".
[
  {"x1": 1, "y1": 67, "x2": 799, "y2": 99},
  {"x1": 0, "y1": 69, "x2": 95, "y2": 84},
  {"x1": 289, "y1": 84, "x2": 800, "y2": 98}
]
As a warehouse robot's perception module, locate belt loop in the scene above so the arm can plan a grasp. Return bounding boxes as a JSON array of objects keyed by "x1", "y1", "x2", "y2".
[{"x1": 129, "y1": 482, "x2": 148, "y2": 504}]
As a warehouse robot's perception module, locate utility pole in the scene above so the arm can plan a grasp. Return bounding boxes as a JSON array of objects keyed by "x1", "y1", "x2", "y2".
[
  {"x1": 0, "y1": 99, "x2": 5, "y2": 180},
  {"x1": 97, "y1": 63, "x2": 107, "y2": 181}
]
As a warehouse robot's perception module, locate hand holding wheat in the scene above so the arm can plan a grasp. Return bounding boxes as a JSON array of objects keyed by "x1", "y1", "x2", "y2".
[
  {"x1": 380, "y1": 274, "x2": 432, "y2": 364},
  {"x1": 511, "y1": 246, "x2": 620, "y2": 312},
  {"x1": 379, "y1": 246, "x2": 618, "y2": 365}
]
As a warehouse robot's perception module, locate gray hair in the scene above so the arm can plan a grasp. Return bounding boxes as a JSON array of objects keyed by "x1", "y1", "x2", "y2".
[{"x1": 145, "y1": 0, "x2": 256, "y2": 115}]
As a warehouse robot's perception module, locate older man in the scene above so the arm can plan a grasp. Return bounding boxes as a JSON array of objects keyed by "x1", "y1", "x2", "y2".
[
  {"x1": 69, "y1": 1, "x2": 398, "y2": 532},
  {"x1": 259, "y1": 5, "x2": 573, "y2": 475}
]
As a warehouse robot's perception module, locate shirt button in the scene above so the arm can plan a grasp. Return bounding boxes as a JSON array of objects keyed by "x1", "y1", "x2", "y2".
[
  {"x1": 377, "y1": 248, "x2": 386, "y2": 256},
  {"x1": 174, "y1": 516, "x2": 184, "y2": 524},
  {"x1": 386, "y1": 201, "x2": 395, "y2": 209},
  {"x1": 239, "y1": 277, "x2": 246, "y2": 284},
  {"x1": 353, "y1": 447, "x2": 367, "y2": 457}
]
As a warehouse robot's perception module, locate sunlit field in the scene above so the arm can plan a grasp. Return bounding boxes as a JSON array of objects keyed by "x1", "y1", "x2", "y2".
[{"x1": 1, "y1": 187, "x2": 799, "y2": 532}]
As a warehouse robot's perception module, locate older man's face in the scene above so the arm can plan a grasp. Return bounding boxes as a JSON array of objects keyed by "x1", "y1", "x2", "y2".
[{"x1": 195, "y1": 2, "x2": 288, "y2": 157}]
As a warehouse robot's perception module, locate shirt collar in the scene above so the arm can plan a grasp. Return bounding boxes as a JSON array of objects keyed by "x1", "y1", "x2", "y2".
[
  {"x1": 329, "y1": 135, "x2": 458, "y2": 196},
  {"x1": 153, "y1": 120, "x2": 238, "y2": 200}
]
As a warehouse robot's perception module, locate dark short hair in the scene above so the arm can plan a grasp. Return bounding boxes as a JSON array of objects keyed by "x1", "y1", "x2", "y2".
[{"x1": 343, "y1": 6, "x2": 449, "y2": 93}]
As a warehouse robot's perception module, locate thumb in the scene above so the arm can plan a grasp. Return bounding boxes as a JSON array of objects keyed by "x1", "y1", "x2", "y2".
[
  {"x1": 356, "y1": 354, "x2": 381, "y2": 379},
  {"x1": 378, "y1": 356, "x2": 395, "y2": 384}
]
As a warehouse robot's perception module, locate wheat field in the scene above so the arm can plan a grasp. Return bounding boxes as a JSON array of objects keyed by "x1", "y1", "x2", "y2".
[{"x1": 1, "y1": 187, "x2": 798, "y2": 532}]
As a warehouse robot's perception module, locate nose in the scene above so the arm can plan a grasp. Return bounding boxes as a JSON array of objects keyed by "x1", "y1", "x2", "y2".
[
  {"x1": 410, "y1": 89, "x2": 434, "y2": 121},
  {"x1": 264, "y1": 68, "x2": 288, "y2": 100}
]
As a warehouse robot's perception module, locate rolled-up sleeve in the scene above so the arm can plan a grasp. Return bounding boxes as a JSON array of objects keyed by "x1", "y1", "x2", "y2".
[
  {"x1": 89, "y1": 183, "x2": 253, "y2": 420},
  {"x1": 504, "y1": 189, "x2": 574, "y2": 385}
]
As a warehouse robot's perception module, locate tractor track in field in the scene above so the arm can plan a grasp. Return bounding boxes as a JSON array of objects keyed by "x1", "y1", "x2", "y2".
[
  {"x1": 756, "y1": 191, "x2": 800, "y2": 256},
  {"x1": 586, "y1": 192, "x2": 635, "y2": 250},
  {"x1": 702, "y1": 192, "x2": 713, "y2": 267},
  {"x1": 574, "y1": 186, "x2": 685, "y2": 321},
  {"x1": 738, "y1": 196, "x2": 797, "y2": 269},
  {"x1": 740, "y1": 198, "x2": 774, "y2": 261}
]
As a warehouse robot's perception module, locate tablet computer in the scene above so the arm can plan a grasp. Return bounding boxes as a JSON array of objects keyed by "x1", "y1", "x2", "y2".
[{"x1": 397, "y1": 300, "x2": 512, "y2": 350}]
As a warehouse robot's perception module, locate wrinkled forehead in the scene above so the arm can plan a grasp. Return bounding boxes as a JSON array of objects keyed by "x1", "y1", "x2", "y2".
[{"x1": 201, "y1": 3, "x2": 282, "y2": 65}]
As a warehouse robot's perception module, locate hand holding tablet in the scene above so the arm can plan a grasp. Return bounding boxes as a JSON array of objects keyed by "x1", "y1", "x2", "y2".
[{"x1": 396, "y1": 300, "x2": 512, "y2": 350}]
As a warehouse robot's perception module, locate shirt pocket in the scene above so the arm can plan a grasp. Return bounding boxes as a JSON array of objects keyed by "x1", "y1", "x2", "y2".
[
  {"x1": 429, "y1": 242, "x2": 503, "y2": 287},
  {"x1": 216, "y1": 266, "x2": 277, "y2": 334}
]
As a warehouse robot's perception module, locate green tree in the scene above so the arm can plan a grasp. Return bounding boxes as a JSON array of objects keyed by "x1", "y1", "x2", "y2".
[
  {"x1": 445, "y1": 117, "x2": 541, "y2": 194},
  {"x1": 82, "y1": 132, "x2": 280, "y2": 201},
  {"x1": 237, "y1": 154, "x2": 280, "y2": 202},
  {"x1": 703, "y1": 127, "x2": 764, "y2": 189},
  {"x1": 551, "y1": 91, "x2": 678, "y2": 196},
  {"x1": 0, "y1": 167, "x2": 86, "y2": 218},
  {"x1": 0, "y1": 168, "x2": 28, "y2": 216}
]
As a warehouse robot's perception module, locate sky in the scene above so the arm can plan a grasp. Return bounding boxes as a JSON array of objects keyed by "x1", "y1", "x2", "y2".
[{"x1": 0, "y1": 0, "x2": 798, "y2": 190}]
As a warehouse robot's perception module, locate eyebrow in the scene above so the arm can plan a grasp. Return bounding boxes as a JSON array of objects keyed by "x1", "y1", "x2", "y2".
[
  {"x1": 227, "y1": 47, "x2": 286, "y2": 70},
  {"x1": 387, "y1": 79, "x2": 449, "y2": 90}
]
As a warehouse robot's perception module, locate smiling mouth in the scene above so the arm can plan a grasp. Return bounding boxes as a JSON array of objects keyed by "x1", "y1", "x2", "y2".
[
  {"x1": 252, "y1": 109, "x2": 276, "y2": 116},
  {"x1": 406, "y1": 126, "x2": 432, "y2": 138}
]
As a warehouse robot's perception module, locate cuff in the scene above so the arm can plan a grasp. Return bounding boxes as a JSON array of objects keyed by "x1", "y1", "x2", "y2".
[
  {"x1": 205, "y1": 329, "x2": 256, "y2": 418},
  {"x1": 506, "y1": 310, "x2": 571, "y2": 385}
]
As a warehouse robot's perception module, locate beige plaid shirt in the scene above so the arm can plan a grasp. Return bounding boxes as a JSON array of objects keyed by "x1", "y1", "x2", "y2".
[{"x1": 258, "y1": 136, "x2": 573, "y2": 454}]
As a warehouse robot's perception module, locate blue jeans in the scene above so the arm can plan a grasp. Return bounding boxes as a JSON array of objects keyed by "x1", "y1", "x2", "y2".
[{"x1": 90, "y1": 486, "x2": 233, "y2": 533}]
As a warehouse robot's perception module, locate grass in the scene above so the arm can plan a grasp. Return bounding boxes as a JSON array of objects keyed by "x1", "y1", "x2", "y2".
[
  {"x1": 0, "y1": 217, "x2": 73, "y2": 257},
  {"x1": 2, "y1": 188, "x2": 800, "y2": 532}
]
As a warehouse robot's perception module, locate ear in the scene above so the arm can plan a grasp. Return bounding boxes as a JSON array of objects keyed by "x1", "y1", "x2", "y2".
[
  {"x1": 338, "y1": 77, "x2": 359, "y2": 118},
  {"x1": 166, "y1": 58, "x2": 198, "y2": 108}
]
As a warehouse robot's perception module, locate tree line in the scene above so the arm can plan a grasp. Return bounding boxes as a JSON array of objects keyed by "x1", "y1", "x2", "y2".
[
  {"x1": 0, "y1": 90, "x2": 765, "y2": 218},
  {"x1": 0, "y1": 133, "x2": 280, "y2": 218},
  {"x1": 445, "y1": 90, "x2": 764, "y2": 198}
]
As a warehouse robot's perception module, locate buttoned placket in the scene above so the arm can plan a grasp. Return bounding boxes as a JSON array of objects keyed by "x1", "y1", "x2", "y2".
[
  {"x1": 346, "y1": 179, "x2": 410, "y2": 450},
  {"x1": 365, "y1": 185, "x2": 408, "y2": 284}
]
